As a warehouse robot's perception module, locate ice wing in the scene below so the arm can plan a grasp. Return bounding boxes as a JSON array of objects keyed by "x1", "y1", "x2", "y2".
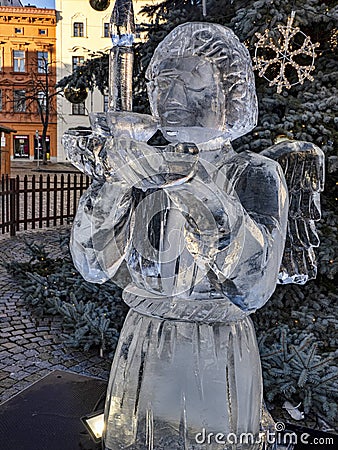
[{"x1": 261, "y1": 140, "x2": 325, "y2": 284}]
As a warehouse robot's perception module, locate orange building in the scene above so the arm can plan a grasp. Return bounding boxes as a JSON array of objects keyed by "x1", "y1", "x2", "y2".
[{"x1": 0, "y1": 6, "x2": 57, "y2": 162}]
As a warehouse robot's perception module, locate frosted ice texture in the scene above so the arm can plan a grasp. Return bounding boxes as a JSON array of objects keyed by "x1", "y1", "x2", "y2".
[
  {"x1": 146, "y1": 22, "x2": 258, "y2": 143},
  {"x1": 64, "y1": 21, "x2": 323, "y2": 450},
  {"x1": 261, "y1": 140, "x2": 324, "y2": 285},
  {"x1": 109, "y1": 46, "x2": 134, "y2": 111},
  {"x1": 108, "y1": 0, "x2": 135, "y2": 111}
]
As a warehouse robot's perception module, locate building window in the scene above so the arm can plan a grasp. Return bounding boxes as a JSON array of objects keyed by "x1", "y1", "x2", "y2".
[
  {"x1": 13, "y1": 50, "x2": 25, "y2": 72},
  {"x1": 104, "y1": 23, "x2": 110, "y2": 38},
  {"x1": 14, "y1": 27, "x2": 23, "y2": 34},
  {"x1": 37, "y1": 51, "x2": 49, "y2": 73},
  {"x1": 13, "y1": 89, "x2": 26, "y2": 112},
  {"x1": 0, "y1": 89, "x2": 2, "y2": 112},
  {"x1": 72, "y1": 56, "x2": 84, "y2": 71},
  {"x1": 13, "y1": 135, "x2": 29, "y2": 158},
  {"x1": 103, "y1": 94, "x2": 108, "y2": 112},
  {"x1": 73, "y1": 22, "x2": 84, "y2": 37},
  {"x1": 38, "y1": 29, "x2": 47, "y2": 35},
  {"x1": 72, "y1": 102, "x2": 86, "y2": 115}
]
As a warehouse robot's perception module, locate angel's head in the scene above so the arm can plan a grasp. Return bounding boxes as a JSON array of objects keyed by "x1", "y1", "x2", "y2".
[{"x1": 146, "y1": 22, "x2": 258, "y2": 144}]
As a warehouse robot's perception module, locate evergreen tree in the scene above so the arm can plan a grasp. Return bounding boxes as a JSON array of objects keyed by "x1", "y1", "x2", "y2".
[{"x1": 57, "y1": 0, "x2": 337, "y2": 426}]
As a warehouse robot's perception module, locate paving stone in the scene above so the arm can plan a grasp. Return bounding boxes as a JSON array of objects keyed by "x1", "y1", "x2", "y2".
[
  {"x1": 35, "y1": 331, "x2": 48, "y2": 337},
  {"x1": 0, "y1": 378, "x2": 15, "y2": 389},
  {"x1": 9, "y1": 371, "x2": 31, "y2": 381},
  {"x1": 2, "y1": 364, "x2": 22, "y2": 373},
  {"x1": 24, "y1": 373, "x2": 44, "y2": 383},
  {"x1": 8, "y1": 346, "x2": 25, "y2": 354},
  {"x1": 11, "y1": 330, "x2": 24, "y2": 336},
  {"x1": 1, "y1": 357, "x2": 16, "y2": 366},
  {"x1": 2, "y1": 342, "x2": 17, "y2": 349},
  {"x1": 23, "y1": 342, "x2": 39, "y2": 350},
  {"x1": 51, "y1": 349, "x2": 65, "y2": 357},
  {"x1": 0, "y1": 332, "x2": 11, "y2": 338},
  {"x1": 19, "y1": 360, "x2": 36, "y2": 369},
  {"x1": 39, "y1": 352, "x2": 51, "y2": 360},
  {"x1": 62, "y1": 360, "x2": 78, "y2": 368},
  {"x1": 90, "y1": 355, "x2": 106, "y2": 364},
  {"x1": 11, "y1": 353, "x2": 26, "y2": 361},
  {"x1": 9, "y1": 336, "x2": 26, "y2": 343},
  {"x1": 38, "y1": 340, "x2": 53, "y2": 347},
  {"x1": 10, "y1": 381, "x2": 30, "y2": 392},
  {"x1": 11, "y1": 320, "x2": 24, "y2": 326},
  {"x1": 23, "y1": 333, "x2": 35, "y2": 339},
  {"x1": 35, "y1": 361, "x2": 52, "y2": 369},
  {"x1": 25, "y1": 365, "x2": 41, "y2": 374},
  {"x1": 37, "y1": 326, "x2": 50, "y2": 332},
  {"x1": 24, "y1": 349, "x2": 39, "y2": 357},
  {"x1": 12, "y1": 338, "x2": 29, "y2": 345}
]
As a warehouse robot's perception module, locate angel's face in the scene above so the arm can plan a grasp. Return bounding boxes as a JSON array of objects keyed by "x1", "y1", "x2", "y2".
[{"x1": 148, "y1": 56, "x2": 225, "y2": 142}]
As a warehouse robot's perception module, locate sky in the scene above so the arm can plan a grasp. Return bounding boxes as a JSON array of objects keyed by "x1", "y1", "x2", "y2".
[{"x1": 21, "y1": 0, "x2": 55, "y2": 8}]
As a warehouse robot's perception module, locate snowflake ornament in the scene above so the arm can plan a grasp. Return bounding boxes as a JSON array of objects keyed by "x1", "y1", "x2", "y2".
[{"x1": 253, "y1": 12, "x2": 320, "y2": 93}]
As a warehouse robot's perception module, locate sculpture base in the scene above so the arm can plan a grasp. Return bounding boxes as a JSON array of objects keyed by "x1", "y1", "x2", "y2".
[{"x1": 103, "y1": 421, "x2": 268, "y2": 449}]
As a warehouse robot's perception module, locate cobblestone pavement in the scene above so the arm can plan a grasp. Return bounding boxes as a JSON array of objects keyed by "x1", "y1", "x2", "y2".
[
  {"x1": 10, "y1": 161, "x2": 80, "y2": 178},
  {"x1": 0, "y1": 227, "x2": 111, "y2": 404}
]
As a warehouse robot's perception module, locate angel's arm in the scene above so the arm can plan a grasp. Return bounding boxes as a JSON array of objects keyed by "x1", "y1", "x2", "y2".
[
  {"x1": 62, "y1": 114, "x2": 199, "y2": 189},
  {"x1": 65, "y1": 113, "x2": 199, "y2": 285},
  {"x1": 221, "y1": 154, "x2": 289, "y2": 311},
  {"x1": 70, "y1": 180, "x2": 134, "y2": 284},
  {"x1": 166, "y1": 153, "x2": 289, "y2": 312}
]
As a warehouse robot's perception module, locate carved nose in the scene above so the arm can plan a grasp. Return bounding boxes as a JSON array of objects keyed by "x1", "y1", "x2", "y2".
[{"x1": 165, "y1": 81, "x2": 187, "y2": 107}]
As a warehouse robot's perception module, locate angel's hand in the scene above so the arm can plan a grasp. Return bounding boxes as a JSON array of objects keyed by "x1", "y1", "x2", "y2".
[
  {"x1": 62, "y1": 128, "x2": 106, "y2": 180},
  {"x1": 104, "y1": 111, "x2": 158, "y2": 142},
  {"x1": 63, "y1": 112, "x2": 199, "y2": 187},
  {"x1": 102, "y1": 112, "x2": 200, "y2": 188},
  {"x1": 104, "y1": 137, "x2": 199, "y2": 189},
  {"x1": 165, "y1": 174, "x2": 244, "y2": 277}
]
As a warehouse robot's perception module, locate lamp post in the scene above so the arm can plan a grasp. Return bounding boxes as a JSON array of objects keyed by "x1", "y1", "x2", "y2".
[{"x1": 35, "y1": 130, "x2": 40, "y2": 169}]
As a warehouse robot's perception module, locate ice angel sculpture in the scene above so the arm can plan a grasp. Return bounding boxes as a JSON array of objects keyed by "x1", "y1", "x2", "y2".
[{"x1": 63, "y1": 22, "x2": 324, "y2": 450}]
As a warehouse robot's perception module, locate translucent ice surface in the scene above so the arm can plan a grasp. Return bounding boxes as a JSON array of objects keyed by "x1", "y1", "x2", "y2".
[
  {"x1": 146, "y1": 22, "x2": 258, "y2": 143},
  {"x1": 108, "y1": 0, "x2": 135, "y2": 111},
  {"x1": 64, "y1": 21, "x2": 323, "y2": 450},
  {"x1": 261, "y1": 140, "x2": 325, "y2": 285}
]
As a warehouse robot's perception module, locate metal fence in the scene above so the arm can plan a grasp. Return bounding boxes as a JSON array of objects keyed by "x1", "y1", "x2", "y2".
[{"x1": 0, "y1": 174, "x2": 90, "y2": 236}]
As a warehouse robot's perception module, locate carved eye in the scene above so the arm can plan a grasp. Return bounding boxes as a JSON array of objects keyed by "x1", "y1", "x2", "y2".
[
  {"x1": 186, "y1": 86, "x2": 208, "y2": 93},
  {"x1": 146, "y1": 81, "x2": 155, "y2": 91},
  {"x1": 153, "y1": 77, "x2": 172, "y2": 91}
]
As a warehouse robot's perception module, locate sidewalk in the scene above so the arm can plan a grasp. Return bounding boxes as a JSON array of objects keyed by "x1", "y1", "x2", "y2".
[
  {"x1": 0, "y1": 227, "x2": 111, "y2": 404},
  {"x1": 10, "y1": 161, "x2": 80, "y2": 178}
]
